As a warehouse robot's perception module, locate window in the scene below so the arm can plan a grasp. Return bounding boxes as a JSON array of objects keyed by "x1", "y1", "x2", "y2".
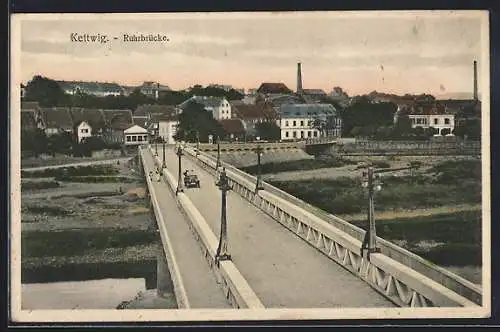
[
  {"x1": 292, "y1": 131, "x2": 297, "y2": 138},
  {"x1": 132, "y1": 135, "x2": 137, "y2": 142},
  {"x1": 126, "y1": 136, "x2": 131, "y2": 142},
  {"x1": 81, "y1": 128, "x2": 89, "y2": 133},
  {"x1": 143, "y1": 135, "x2": 148, "y2": 140},
  {"x1": 444, "y1": 118, "x2": 450, "y2": 125},
  {"x1": 313, "y1": 131, "x2": 318, "y2": 137},
  {"x1": 138, "y1": 136, "x2": 143, "y2": 141},
  {"x1": 300, "y1": 131, "x2": 304, "y2": 138},
  {"x1": 285, "y1": 121, "x2": 289, "y2": 127},
  {"x1": 434, "y1": 118, "x2": 439, "y2": 125},
  {"x1": 307, "y1": 131, "x2": 312, "y2": 137},
  {"x1": 293, "y1": 120, "x2": 296, "y2": 127},
  {"x1": 285, "y1": 131, "x2": 289, "y2": 137},
  {"x1": 300, "y1": 120, "x2": 304, "y2": 126}
]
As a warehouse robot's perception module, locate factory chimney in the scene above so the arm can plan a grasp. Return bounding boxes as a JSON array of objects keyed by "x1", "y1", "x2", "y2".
[
  {"x1": 473, "y1": 60, "x2": 478, "y2": 101},
  {"x1": 297, "y1": 62, "x2": 303, "y2": 94}
]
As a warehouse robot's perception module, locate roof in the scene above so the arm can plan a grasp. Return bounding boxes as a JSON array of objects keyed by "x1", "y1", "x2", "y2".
[
  {"x1": 102, "y1": 109, "x2": 133, "y2": 130},
  {"x1": 21, "y1": 111, "x2": 37, "y2": 131},
  {"x1": 124, "y1": 125, "x2": 148, "y2": 134},
  {"x1": 257, "y1": 83, "x2": 292, "y2": 94},
  {"x1": 219, "y1": 119, "x2": 246, "y2": 134},
  {"x1": 132, "y1": 116, "x2": 149, "y2": 127},
  {"x1": 135, "y1": 104, "x2": 178, "y2": 116},
  {"x1": 232, "y1": 103, "x2": 278, "y2": 120},
  {"x1": 57, "y1": 81, "x2": 123, "y2": 94},
  {"x1": 279, "y1": 104, "x2": 339, "y2": 119},
  {"x1": 150, "y1": 113, "x2": 179, "y2": 122},
  {"x1": 70, "y1": 108, "x2": 106, "y2": 130},
  {"x1": 40, "y1": 107, "x2": 74, "y2": 130},
  {"x1": 178, "y1": 96, "x2": 226, "y2": 109}
]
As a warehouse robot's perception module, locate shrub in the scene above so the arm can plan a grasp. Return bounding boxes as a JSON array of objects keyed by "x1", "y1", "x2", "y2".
[
  {"x1": 21, "y1": 180, "x2": 60, "y2": 191},
  {"x1": 22, "y1": 165, "x2": 119, "y2": 178},
  {"x1": 371, "y1": 160, "x2": 391, "y2": 168}
]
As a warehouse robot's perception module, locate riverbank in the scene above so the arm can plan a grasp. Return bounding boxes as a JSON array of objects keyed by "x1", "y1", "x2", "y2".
[{"x1": 20, "y1": 158, "x2": 174, "y2": 309}]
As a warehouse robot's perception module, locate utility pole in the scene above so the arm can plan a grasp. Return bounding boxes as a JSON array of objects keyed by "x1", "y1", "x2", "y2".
[
  {"x1": 361, "y1": 166, "x2": 382, "y2": 258},
  {"x1": 215, "y1": 167, "x2": 232, "y2": 266},
  {"x1": 216, "y1": 135, "x2": 221, "y2": 169},
  {"x1": 161, "y1": 140, "x2": 167, "y2": 169},
  {"x1": 254, "y1": 143, "x2": 264, "y2": 193},
  {"x1": 176, "y1": 144, "x2": 184, "y2": 195}
]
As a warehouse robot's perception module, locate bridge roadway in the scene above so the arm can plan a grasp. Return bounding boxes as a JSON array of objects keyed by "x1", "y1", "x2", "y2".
[
  {"x1": 155, "y1": 147, "x2": 394, "y2": 308},
  {"x1": 142, "y1": 151, "x2": 232, "y2": 309}
]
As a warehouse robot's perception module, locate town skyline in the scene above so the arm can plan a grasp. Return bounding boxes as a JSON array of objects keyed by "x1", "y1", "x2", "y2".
[{"x1": 18, "y1": 11, "x2": 485, "y2": 97}]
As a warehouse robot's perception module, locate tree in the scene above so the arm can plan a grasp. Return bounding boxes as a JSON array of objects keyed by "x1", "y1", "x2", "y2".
[
  {"x1": 341, "y1": 99, "x2": 397, "y2": 137},
  {"x1": 174, "y1": 101, "x2": 226, "y2": 142},
  {"x1": 424, "y1": 126, "x2": 438, "y2": 137},
  {"x1": 24, "y1": 75, "x2": 70, "y2": 107},
  {"x1": 47, "y1": 131, "x2": 74, "y2": 156},
  {"x1": 255, "y1": 122, "x2": 281, "y2": 141},
  {"x1": 21, "y1": 128, "x2": 48, "y2": 157},
  {"x1": 394, "y1": 114, "x2": 413, "y2": 137}
]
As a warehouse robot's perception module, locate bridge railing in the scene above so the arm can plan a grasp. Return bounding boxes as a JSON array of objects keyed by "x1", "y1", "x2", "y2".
[
  {"x1": 183, "y1": 145, "x2": 482, "y2": 308},
  {"x1": 141, "y1": 146, "x2": 265, "y2": 309}
]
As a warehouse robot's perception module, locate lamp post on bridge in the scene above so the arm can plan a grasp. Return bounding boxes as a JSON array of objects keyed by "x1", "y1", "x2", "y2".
[
  {"x1": 216, "y1": 135, "x2": 221, "y2": 169},
  {"x1": 215, "y1": 167, "x2": 232, "y2": 266},
  {"x1": 361, "y1": 166, "x2": 383, "y2": 258},
  {"x1": 154, "y1": 132, "x2": 159, "y2": 157},
  {"x1": 254, "y1": 143, "x2": 264, "y2": 193},
  {"x1": 161, "y1": 140, "x2": 167, "y2": 169},
  {"x1": 175, "y1": 143, "x2": 184, "y2": 195}
]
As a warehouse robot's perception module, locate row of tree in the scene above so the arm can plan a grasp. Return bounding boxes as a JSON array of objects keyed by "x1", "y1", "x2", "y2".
[{"x1": 23, "y1": 76, "x2": 244, "y2": 109}]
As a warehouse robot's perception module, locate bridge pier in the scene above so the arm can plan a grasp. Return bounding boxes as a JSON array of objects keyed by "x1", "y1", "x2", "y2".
[{"x1": 157, "y1": 244, "x2": 174, "y2": 298}]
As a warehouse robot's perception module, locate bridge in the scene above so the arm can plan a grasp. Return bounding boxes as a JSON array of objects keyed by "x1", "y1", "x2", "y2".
[{"x1": 137, "y1": 143, "x2": 482, "y2": 310}]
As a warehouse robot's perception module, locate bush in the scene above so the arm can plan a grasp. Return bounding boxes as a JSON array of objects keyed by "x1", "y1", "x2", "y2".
[
  {"x1": 241, "y1": 157, "x2": 355, "y2": 175},
  {"x1": 24, "y1": 205, "x2": 72, "y2": 216},
  {"x1": 371, "y1": 160, "x2": 390, "y2": 168},
  {"x1": 22, "y1": 165, "x2": 119, "y2": 178},
  {"x1": 429, "y1": 160, "x2": 481, "y2": 184}
]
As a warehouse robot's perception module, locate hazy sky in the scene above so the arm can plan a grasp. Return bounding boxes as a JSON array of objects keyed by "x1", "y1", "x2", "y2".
[{"x1": 17, "y1": 11, "x2": 486, "y2": 96}]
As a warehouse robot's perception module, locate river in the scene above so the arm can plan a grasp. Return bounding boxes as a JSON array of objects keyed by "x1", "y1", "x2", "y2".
[{"x1": 22, "y1": 278, "x2": 146, "y2": 310}]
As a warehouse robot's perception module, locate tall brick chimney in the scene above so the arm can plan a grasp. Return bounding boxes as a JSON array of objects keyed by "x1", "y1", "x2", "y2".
[
  {"x1": 473, "y1": 60, "x2": 478, "y2": 101},
  {"x1": 297, "y1": 62, "x2": 303, "y2": 94}
]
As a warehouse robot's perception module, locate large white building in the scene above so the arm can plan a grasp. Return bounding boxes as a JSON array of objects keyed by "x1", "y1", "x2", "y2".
[
  {"x1": 124, "y1": 125, "x2": 149, "y2": 146},
  {"x1": 278, "y1": 104, "x2": 342, "y2": 141},
  {"x1": 408, "y1": 114, "x2": 455, "y2": 135}
]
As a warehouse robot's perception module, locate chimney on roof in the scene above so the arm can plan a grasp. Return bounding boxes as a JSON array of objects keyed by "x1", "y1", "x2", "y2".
[
  {"x1": 473, "y1": 60, "x2": 478, "y2": 101},
  {"x1": 297, "y1": 62, "x2": 303, "y2": 94}
]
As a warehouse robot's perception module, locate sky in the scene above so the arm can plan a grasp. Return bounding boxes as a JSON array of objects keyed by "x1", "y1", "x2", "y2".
[{"x1": 17, "y1": 11, "x2": 487, "y2": 97}]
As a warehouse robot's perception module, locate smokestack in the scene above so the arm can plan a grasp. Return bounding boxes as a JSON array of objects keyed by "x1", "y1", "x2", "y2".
[
  {"x1": 297, "y1": 62, "x2": 303, "y2": 94},
  {"x1": 473, "y1": 60, "x2": 478, "y2": 101}
]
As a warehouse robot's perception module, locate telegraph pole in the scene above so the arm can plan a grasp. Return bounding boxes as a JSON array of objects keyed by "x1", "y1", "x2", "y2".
[
  {"x1": 361, "y1": 166, "x2": 382, "y2": 258},
  {"x1": 215, "y1": 167, "x2": 232, "y2": 265},
  {"x1": 176, "y1": 144, "x2": 184, "y2": 195},
  {"x1": 216, "y1": 135, "x2": 221, "y2": 169},
  {"x1": 161, "y1": 140, "x2": 167, "y2": 169},
  {"x1": 254, "y1": 143, "x2": 264, "y2": 193}
]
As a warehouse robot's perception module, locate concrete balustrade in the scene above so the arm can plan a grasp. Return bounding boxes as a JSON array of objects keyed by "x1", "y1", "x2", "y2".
[
  {"x1": 144, "y1": 147, "x2": 265, "y2": 309},
  {"x1": 141, "y1": 148, "x2": 190, "y2": 309},
  {"x1": 183, "y1": 145, "x2": 482, "y2": 308}
]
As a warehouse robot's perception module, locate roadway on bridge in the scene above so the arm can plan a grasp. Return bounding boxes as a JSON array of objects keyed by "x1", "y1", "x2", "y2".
[
  {"x1": 159, "y1": 147, "x2": 394, "y2": 308},
  {"x1": 142, "y1": 151, "x2": 232, "y2": 309}
]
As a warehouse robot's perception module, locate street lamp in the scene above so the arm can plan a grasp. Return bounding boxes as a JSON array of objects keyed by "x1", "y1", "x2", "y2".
[
  {"x1": 216, "y1": 135, "x2": 221, "y2": 169},
  {"x1": 175, "y1": 143, "x2": 184, "y2": 195},
  {"x1": 254, "y1": 143, "x2": 264, "y2": 193},
  {"x1": 161, "y1": 140, "x2": 167, "y2": 169},
  {"x1": 215, "y1": 167, "x2": 232, "y2": 265},
  {"x1": 360, "y1": 166, "x2": 383, "y2": 258},
  {"x1": 154, "y1": 132, "x2": 158, "y2": 157}
]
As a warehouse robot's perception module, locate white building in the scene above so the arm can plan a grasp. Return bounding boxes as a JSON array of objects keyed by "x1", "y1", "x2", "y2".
[
  {"x1": 408, "y1": 114, "x2": 455, "y2": 135},
  {"x1": 278, "y1": 104, "x2": 342, "y2": 140},
  {"x1": 158, "y1": 120, "x2": 179, "y2": 144},
  {"x1": 179, "y1": 96, "x2": 231, "y2": 120},
  {"x1": 124, "y1": 125, "x2": 149, "y2": 146},
  {"x1": 75, "y1": 121, "x2": 92, "y2": 143}
]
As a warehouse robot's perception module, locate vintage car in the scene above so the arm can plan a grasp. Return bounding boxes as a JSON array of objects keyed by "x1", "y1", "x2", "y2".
[{"x1": 184, "y1": 173, "x2": 201, "y2": 188}]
